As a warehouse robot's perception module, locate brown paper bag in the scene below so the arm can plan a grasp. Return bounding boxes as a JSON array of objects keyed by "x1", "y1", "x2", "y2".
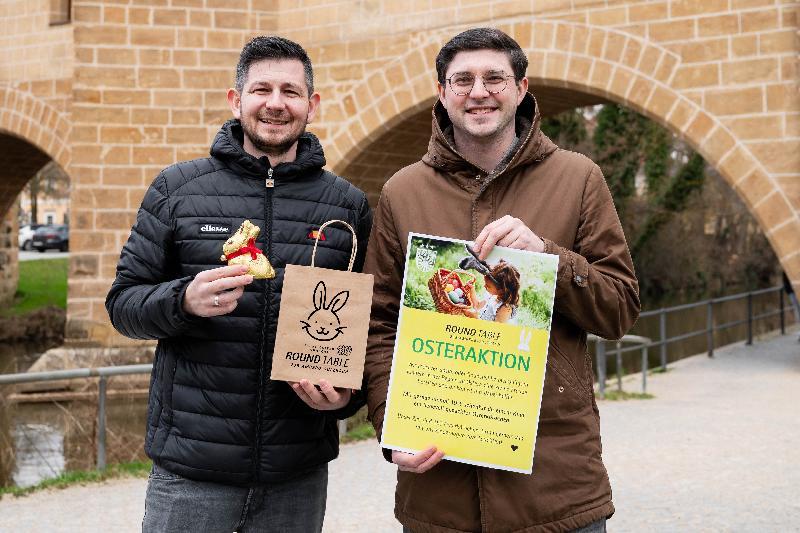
[{"x1": 270, "y1": 220, "x2": 374, "y2": 389}]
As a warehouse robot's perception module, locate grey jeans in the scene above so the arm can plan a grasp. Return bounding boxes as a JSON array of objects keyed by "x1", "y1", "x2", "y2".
[
  {"x1": 403, "y1": 518, "x2": 606, "y2": 532},
  {"x1": 143, "y1": 463, "x2": 328, "y2": 533}
]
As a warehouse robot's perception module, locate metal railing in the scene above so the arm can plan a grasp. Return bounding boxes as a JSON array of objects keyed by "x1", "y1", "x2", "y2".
[
  {"x1": 591, "y1": 334, "x2": 651, "y2": 399},
  {"x1": 0, "y1": 364, "x2": 152, "y2": 470},
  {"x1": 591, "y1": 285, "x2": 796, "y2": 399},
  {"x1": 0, "y1": 363, "x2": 350, "y2": 471}
]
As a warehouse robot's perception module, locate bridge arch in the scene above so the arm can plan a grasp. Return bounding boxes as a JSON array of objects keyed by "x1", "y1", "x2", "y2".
[
  {"x1": 326, "y1": 20, "x2": 799, "y2": 284},
  {"x1": 0, "y1": 86, "x2": 72, "y2": 304},
  {"x1": 0, "y1": 86, "x2": 71, "y2": 217}
]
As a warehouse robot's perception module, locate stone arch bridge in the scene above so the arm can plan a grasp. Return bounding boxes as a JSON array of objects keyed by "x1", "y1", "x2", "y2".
[{"x1": 0, "y1": 0, "x2": 797, "y2": 348}]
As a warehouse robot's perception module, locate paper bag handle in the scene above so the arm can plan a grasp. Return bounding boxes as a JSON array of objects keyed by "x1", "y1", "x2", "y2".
[{"x1": 311, "y1": 219, "x2": 357, "y2": 272}]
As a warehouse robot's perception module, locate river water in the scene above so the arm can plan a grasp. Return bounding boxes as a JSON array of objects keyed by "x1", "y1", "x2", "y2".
[
  {"x1": 0, "y1": 341, "x2": 148, "y2": 488},
  {"x1": 0, "y1": 290, "x2": 796, "y2": 488}
]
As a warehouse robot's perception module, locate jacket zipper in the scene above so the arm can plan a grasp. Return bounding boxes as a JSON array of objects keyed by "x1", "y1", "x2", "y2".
[{"x1": 254, "y1": 168, "x2": 274, "y2": 482}]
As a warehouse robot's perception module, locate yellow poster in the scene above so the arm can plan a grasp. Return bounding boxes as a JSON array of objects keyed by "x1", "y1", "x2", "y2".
[{"x1": 381, "y1": 233, "x2": 558, "y2": 473}]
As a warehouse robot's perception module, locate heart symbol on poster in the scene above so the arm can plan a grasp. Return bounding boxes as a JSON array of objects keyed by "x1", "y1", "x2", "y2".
[{"x1": 510, "y1": 445, "x2": 518, "y2": 451}]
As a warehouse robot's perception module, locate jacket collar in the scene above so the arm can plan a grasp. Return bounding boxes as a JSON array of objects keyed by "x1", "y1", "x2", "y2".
[
  {"x1": 422, "y1": 93, "x2": 558, "y2": 180},
  {"x1": 209, "y1": 119, "x2": 327, "y2": 179}
]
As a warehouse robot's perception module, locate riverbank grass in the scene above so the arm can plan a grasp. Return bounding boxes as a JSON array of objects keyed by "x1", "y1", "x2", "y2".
[
  {"x1": 597, "y1": 390, "x2": 655, "y2": 401},
  {"x1": 3, "y1": 258, "x2": 68, "y2": 316},
  {"x1": 341, "y1": 421, "x2": 376, "y2": 443},
  {"x1": 0, "y1": 460, "x2": 152, "y2": 498}
]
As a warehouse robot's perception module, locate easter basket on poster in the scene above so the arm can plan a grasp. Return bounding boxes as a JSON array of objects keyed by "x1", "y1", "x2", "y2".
[{"x1": 427, "y1": 268, "x2": 476, "y2": 316}]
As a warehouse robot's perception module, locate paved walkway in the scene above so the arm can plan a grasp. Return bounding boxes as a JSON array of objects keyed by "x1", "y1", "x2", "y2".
[{"x1": 1, "y1": 331, "x2": 798, "y2": 532}]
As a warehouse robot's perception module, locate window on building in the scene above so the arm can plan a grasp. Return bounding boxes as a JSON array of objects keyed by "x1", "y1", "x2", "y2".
[
  {"x1": 46, "y1": 214, "x2": 54, "y2": 225},
  {"x1": 49, "y1": 0, "x2": 71, "y2": 26}
]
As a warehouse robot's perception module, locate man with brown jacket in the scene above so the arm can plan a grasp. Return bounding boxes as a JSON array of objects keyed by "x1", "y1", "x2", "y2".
[{"x1": 363, "y1": 28, "x2": 640, "y2": 532}]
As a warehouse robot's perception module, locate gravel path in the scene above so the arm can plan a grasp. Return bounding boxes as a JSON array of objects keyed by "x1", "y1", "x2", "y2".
[{"x1": 1, "y1": 332, "x2": 797, "y2": 532}]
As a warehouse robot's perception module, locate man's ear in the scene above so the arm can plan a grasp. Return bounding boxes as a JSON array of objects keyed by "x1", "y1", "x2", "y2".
[
  {"x1": 306, "y1": 92, "x2": 321, "y2": 124},
  {"x1": 227, "y1": 88, "x2": 241, "y2": 119},
  {"x1": 516, "y1": 77, "x2": 529, "y2": 105},
  {"x1": 437, "y1": 81, "x2": 447, "y2": 108}
]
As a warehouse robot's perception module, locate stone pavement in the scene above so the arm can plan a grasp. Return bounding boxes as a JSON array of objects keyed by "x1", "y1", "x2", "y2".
[{"x1": 1, "y1": 331, "x2": 798, "y2": 532}]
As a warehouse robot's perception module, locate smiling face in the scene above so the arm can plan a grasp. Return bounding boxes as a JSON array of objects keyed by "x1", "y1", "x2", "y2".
[
  {"x1": 227, "y1": 58, "x2": 320, "y2": 160},
  {"x1": 437, "y1": 49, "x2": 527, "y2": 143}
]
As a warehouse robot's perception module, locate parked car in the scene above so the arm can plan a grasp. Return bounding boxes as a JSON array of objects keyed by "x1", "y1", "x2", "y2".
[
  {"x1": 18, "y1": 223, "x2": 44, "y2": 250},
  {"x1": 31, "y1": 225, "x2": 69, "y2": 252}
]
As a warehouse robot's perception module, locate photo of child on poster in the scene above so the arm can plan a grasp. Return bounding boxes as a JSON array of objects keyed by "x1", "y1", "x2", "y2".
[{"x1": 404, "y1": 235, "x2": 556, "y2": 330}]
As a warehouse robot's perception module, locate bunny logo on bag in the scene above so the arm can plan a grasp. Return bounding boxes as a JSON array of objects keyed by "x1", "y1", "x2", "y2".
[
  {"x1": 270, "y1": 219, "x2": 373, "y2": 389},
  {"x1": 300, "y1": 281, "x2": 349, "y2": 342}
]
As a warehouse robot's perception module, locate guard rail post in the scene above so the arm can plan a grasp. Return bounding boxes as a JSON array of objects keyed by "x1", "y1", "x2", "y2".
[
  {"x1": 596, "y1": 341, "x2": 606, "y2": 400},
  {"x1": 641, "y1": 345, "x2": 648, "y2": 394},
  {"x1": 746, "y1": 292, "x2": 753, "y2": 345},
  {"x1": 659, "y1": 310, "x2": 667, "y2": 370},
  {"x1": 707, "y1": 300, "x2": 714, "y2": 357},
  {"x1": 97, "y1": 375, "x2": 107, "y2": 470}
]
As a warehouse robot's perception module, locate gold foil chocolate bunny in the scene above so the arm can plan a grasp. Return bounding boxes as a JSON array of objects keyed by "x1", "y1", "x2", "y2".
[{"x1": 220, "y1": 220, "x2": 276, "y2": 279}]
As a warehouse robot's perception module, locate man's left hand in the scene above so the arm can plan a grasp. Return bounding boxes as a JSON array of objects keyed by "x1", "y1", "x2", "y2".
[
  {"x1": 290, "y1": 379, "x2": 351, "y2": 410},
  {"x1": 474, "y1": 215, "x2": 544, "y2": 260}
]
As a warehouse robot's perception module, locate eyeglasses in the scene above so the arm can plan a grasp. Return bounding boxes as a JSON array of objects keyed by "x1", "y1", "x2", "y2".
[{"x1": 445, "y1": 72, "x2": 516, "y2": 96}]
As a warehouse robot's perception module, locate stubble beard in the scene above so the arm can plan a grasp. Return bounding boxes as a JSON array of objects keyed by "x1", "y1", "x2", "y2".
[{"x1": 240, "y1": 107, "x2": 309, "y2": 157}]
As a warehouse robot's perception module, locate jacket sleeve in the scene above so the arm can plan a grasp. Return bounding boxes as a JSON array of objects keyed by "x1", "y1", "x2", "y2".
[
  {"x1": 352, "y1": 193, "x2": 373, "y2": 273},
  {"x1": 105, "y1": 173, "x2": 200, "y2": 340},
  {"x1": 362, "y1": 190, "x2": 404, "y2": 448},
  {"x1": 542, "y1": 164, "x2": 640, "y2": 340},
  {"x1": 329, "y1": 378, "x2": 368, "y2": 420}
]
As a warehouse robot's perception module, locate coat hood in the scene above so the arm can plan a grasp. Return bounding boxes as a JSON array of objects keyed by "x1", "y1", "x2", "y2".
[
  {"x1": 209, "y1": 119, "x2": 327, "y2": 179},
  {"x1": 422, "y1": 93, "x2": 558, "y2": 178}
]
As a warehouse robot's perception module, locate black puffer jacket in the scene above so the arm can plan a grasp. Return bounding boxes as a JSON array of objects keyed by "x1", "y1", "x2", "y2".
[{"x1": 106, "y1": 120, "x2": 372, "y2": 485}]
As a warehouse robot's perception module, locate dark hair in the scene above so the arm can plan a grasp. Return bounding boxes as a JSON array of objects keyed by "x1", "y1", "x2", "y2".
[
  {"x1": 487, "y1": 260, "x2": 521, "y2": 308},
  {"x1": 436, "y1": 28, "x2": 528, "y2": 85},
  {"x1": 235, "y1": 36, "x2": 314, "y2": 95}
]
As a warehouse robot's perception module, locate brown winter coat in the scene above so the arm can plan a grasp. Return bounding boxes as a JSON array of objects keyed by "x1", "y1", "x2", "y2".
[{"x1": 363, "y1": 93, "x2": 640, "y2": 532}]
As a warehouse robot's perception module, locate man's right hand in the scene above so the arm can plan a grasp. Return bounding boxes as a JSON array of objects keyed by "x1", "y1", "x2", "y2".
[
  {"x1": 183, "y1": 265, "x2": 253, "y2": 317},
  {"x1": 392, "y1": 446, "x2": 445, "y2": 474}
]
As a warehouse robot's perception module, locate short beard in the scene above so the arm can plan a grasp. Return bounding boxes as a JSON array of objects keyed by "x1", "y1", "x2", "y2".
[{"x1": 240, "y1": 108, "x2": 308, "y2": 157}]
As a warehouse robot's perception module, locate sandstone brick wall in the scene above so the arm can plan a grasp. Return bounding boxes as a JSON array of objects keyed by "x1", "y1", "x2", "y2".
[
  {"x1": 0, "y1": 206, "x2": 19, "y2": 305},
  {"x1": 0, "y1": 0, "x2": 796, "y2": 345},
  {"x1": 0, "y1": 0, "x2": 73, "y2": 83},
  {"x1": 67, "y1": 0, "x2": 278, "y2": 344}
]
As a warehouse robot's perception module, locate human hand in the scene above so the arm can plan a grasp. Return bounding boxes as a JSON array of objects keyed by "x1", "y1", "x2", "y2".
[
  {"x1": 183, "y1": 265, "x2": 253, "y2": 317},
  {"x1": 290, "y1": 379, "x2": 352, "y2": 411},
  {"x1": 391, "y1": 446, "x2": 445, "y2": 473},
  {"x1": 474, "y1": 215, "x2": 544, "y2": 260}
]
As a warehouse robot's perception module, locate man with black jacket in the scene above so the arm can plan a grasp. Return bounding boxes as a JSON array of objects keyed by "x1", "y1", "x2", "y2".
[{"x1": 106, "y1": 36, "x2": 372, "y2": 532}]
